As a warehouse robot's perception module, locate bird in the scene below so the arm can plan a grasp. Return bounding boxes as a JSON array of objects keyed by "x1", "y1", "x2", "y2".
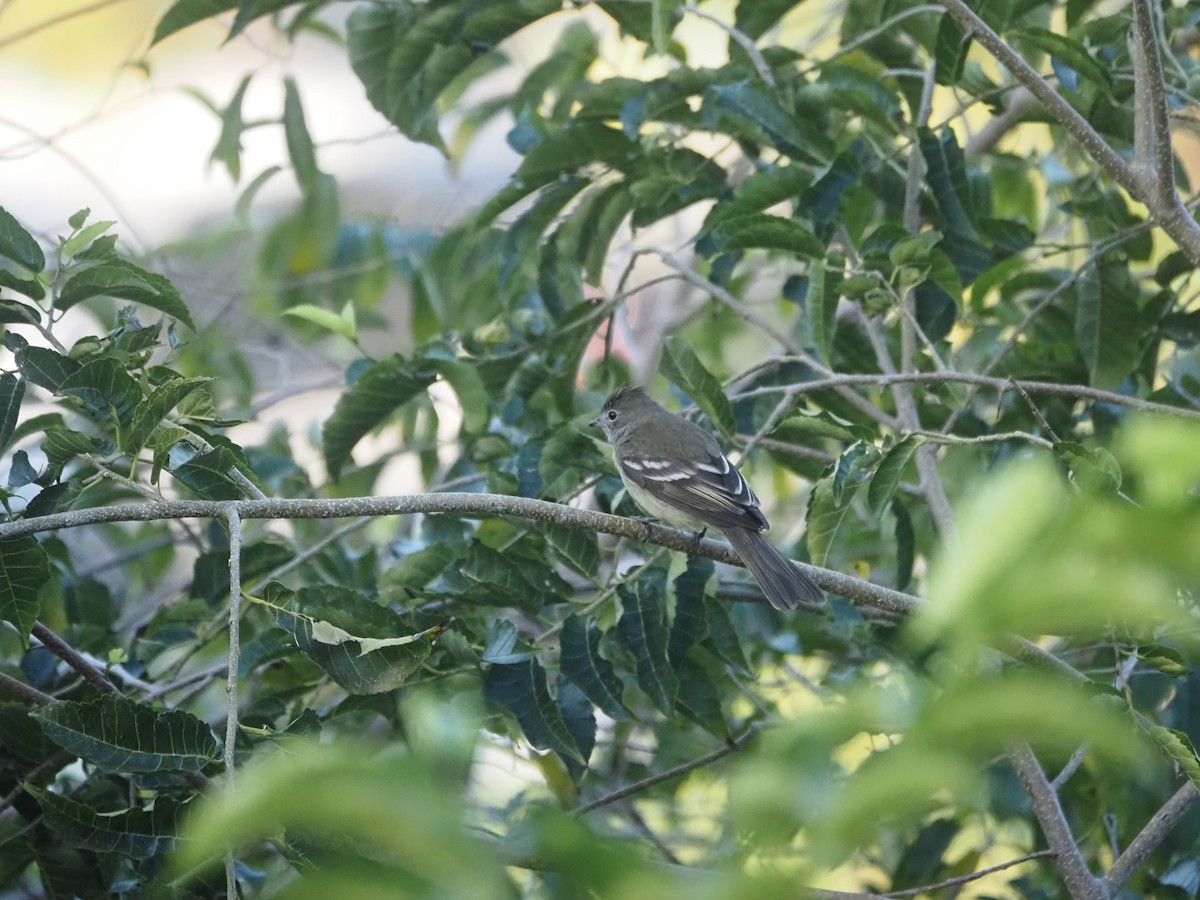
[{"x1": 590, "y1": 385, "x2": 825, "y2": 612}]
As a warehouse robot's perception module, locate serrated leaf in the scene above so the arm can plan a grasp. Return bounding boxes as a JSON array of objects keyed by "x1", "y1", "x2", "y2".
[
  {"x1": 17, "y1": 346, "x2": 81, "y2": 393},
  {"x1": 31, "y1": 695, "x2": 219, "y2": 773},
  {"x1": 707, "y1": 80, "x2": 826, "y2": 164},
  {"x1": 484, "y1": 659, "x2": 585, "y2": 764},
  {"x1": 62, "y1": 220, "x2": 116, "y2": 261},
  {"x1": 1075, "y1": 259, "x2": 1140, "y2": 390},
  {"x1": 1014, "y1": 27, "x2": 1111, "y2": 93},
  {"x1": 27, "y1": 787, "x2": 185, "y2": 859},
  {"x1": 0, "y1": 205, "x2": 45, "y2": 273},
  {"x1": 893, "y1": 497, "x2": 915, "y2": 591},
  {"x1": 674, "y1": 655, "x2": 728, "y2": 738},
  {"x1": 559, "y1": 615, "x2": 628, "y2": 720},
  {"x1": 702, "y1": 212, "x2": 825, "y2": 259},
  {"x1": 322, "y1": 354, "x2": 436, "y2": 480},
  {"x1": 668, "y1": 556, "x2": 712, "y2": 664},
  {"x1": 659, "y1": 337, "x2": 735, "y2": 438},
  {"x1": 616, "y1": 573, "x2": 678, "y2": 715},
  {"x1": 58, "y1": 259, "x2": 196, "y2": 331},
  {"x1": 806, "y1": 442, "x2": 877, "y2": 567},
  {"x1": 458, "y1": 543, "x2": 558, "y2": 610},
  {"x1": 0, "y1": 702, "x2": 61, "y2": 766},
  {"x1": 172, "y1": 446, "x2": 243, "y2": 500},
  {"x1": 868, "y1": 435, "x2": 926, "y2": 517},
  {"x1": 543, "y1": 525, "x2": 601, "y2": 581},
  {"x1": 806, "y1": 256, "x2": 843, "y2": 363},
  {"x1": 123, "y1": 377, "x2": 214, "y2": 455},
  {"x1": 59, "y1": 357, "x2": 141, "y2": 425},
  {"x1": 273, "y1": 598, "x2": 446, "y2": 695},
  {"x1": 918, "y1": 126, "x2": 978, "y2": 240},
  {"x1": 1147, "y1": 726, "x2": 1200, "y2": 789},
  {"x1": 0, "y1": 536, "x2": 50, "y2": 643},
  {"x1": 41, "y1": 428, "x2": 97, "y2": 466},
  {"x1": 701, "y1": 590, "x2": 751, "y2": 673},
  {"x1": 481, "y1": 619, "x2": 535, "y2": 664},
  {"x1": 556, "y1": 678, "x2": 596, "y2": 781},
  {"x1": 0, "y1": 373, "x2": 25, "y2": 452},
  {"x1": 934, "y1": 13, "x2": 971, "y2": 85}
]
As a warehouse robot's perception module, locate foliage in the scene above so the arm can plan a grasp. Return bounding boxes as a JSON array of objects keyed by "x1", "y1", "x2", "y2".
[{"x1": 2, "y1": 1, "x2": 1200, "y2": 898}]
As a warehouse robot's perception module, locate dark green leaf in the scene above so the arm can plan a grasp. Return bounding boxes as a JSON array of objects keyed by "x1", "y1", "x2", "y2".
[
  {"x1": 1146, "y1": 726, "x2": 1200, "y2": 790},
  {"x1": 735, "y1": 0, "x2": 809, "y2": 40},
  {"x1": 867, "y1": 435, "x2": 926, "y2": 517},
  {"x1": 322, "y1": 355, "x2": 435, "y2": 480},
  {"x1": 0, "y1": 536, "x2": 50, "y2": 643},
  {"x1": 41, "y1": 428, "x2": 97, "y2": 466},
  {"x1": 124, "y1": 377, "x2": 214, "y2": 455},
  {"x1": 283, "y1": 77, "x2": 319, "y2": 191},
  {"x1": 484, "y1": 659, "x2": 585, "y2": 764},
  {"x1": 918, "y1": 126, "x2": 978, "y2": 239},
  {"x1": 1075, "y1": 260, "x2": 1140, "y2": 389},
  {"x1": 152, "y1": 0, "x2": 237, "y2": 44},
  {"x1": 32, "y1": 695, "x2": 219, "y2": 772},
  {"x1": 806, "y1": 255, "x2": 843, "y2": 363},
  {"x1": 27, "y1": 787, "x2": 185, "y2": 859},
  {"x1": 660, "y1": 338, "x2": 736, "y2": 438},
  {"x1": 674, "y1": 655, "x2": 728, "y2": 738},
  {"x1": 0, "y1": 205, "x2": 46, "y2": 272},
  {"x1": 560, "y1": 615, "x2": 628, "y2": 720},
  {"x1": 707, "y1": 80, "x2": 827, "y2": 164},
  {"x1": 280, "y1": 609, "x2": 445, "y2": 695},
  {"x1": 934, "y1": 14, "x2": 971, "y2": 85},
  {"x1": 172, "y1": 446, "x2": 243, "y2": 500},
  {"x1": 806, "y1": 442, "x2": 878, "y2": 567},
  {"x1": 0, "y1": 373, "x2": 25, "y2": 452},
  {"x1": 616, "y1": 573, "x2": 678, "y2": 715},
  {"x1": 1055, "y1": 441, "x2": 1123, "y2": 494},
  {"x1": 59, "y1": 357, "x2": 142, "y2": 425},
  {"x1": 17, "y1": 346, "x2": 81, "y2": 393},
  {"x1": 1014, "y1": 27, "x2": 1111, "y2": 93},
  {"x1": 702, "y1": 212, "x2": 825, "y2": 259},
  {"x1": 0, "y1": 298, "x2": 42, "y2": 324},
  {"x1": 57, "y1": 259, "x2": 196, "y2": 331},
  {"x1": 543, "y1": 525, "x2": 601, "y2": 581}
]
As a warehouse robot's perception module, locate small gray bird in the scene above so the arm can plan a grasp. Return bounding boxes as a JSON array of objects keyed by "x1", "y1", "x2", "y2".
[{"x1": 590, "y1": 386, "x2": 825, "y2": 612}]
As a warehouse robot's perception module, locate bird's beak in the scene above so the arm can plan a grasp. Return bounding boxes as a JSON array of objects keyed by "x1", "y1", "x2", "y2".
[{"x1": 588, "y1": 416, "x2": 601, "y2": 428}]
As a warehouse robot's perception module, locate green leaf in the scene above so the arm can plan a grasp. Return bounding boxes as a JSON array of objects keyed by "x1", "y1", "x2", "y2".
[
  {"x1": 0, "y1": 298, "x2": 41, "y2": 323},
  {"x1": 659, "y1": 337, "x2": 735, "y2": 438},
  {"x1": 735, "y1": 0, "x2": 809, "y2": 40},
  {"x1": 17, "y1": 346, "x2": 81, "y2": 393},
  {"x1": 1014, "y1": 27, "x2": 1111, "y2": 93},
  {"x1": 282, "y1": 303, "x2": 357, "y2": 340},
  {"x1": 275, "y1": 605, "x2": 446, "y2": 696},
  {"x1": 457, "y1": 543, "x2": 561, "y2": 610},
  {"x1": 0, "y1": 373, "x2": 25, "y2": 452},
  {"x1": 322, "y1": 354, "x2": 436, "y2": 480},
  {"x1": 674, "y1": 655, "x2": 728, "y2": 738},
  {"x1": 1146, "y1": 726, "x2": 1200, "y2": 790},
  {"x1": 31, "y1": 695, "x2": 219, "y2": 772},
  {"x1": 123, "y1": 376, "x2": 214, "y2": 455},
  {"x1": 57, "y1": 259, "x2": 197, "y2": 331},
  {"x1": 650, "y1": 0, "x2": 680, "y2": 53},
  {"x1": 806, "y1": 442, "x2": 878, "y2": 567},
  {"x1": 867, "y1": 435, "x2": 926, "y2": 517},
  {"x1": 701, "y1": 590, "x2": 750, "y2": 673},
  {"x1": 0, "y1": 205, "x2": 46, "y2": 273},
  {"x1": 1075, "y1": 259, "x2": 1140, "y2": 390},
  {"x1": 0, "y1": 536, "x2": 51, "y2": 643},
  {"x1": 205, "y1": 73, "x2": 253, "y2": 181},
  {"x1": 61, "y1": 219, "x2": 116, "y2": 262},
  {"x1": 616, "y1": 573, "x2": 678, "y2": 715},
  {"x1": 418, "y1": 342, "x2": 488, "y2": 434},
  {"x1": 172, "y1": 446, "x2": 244, "y2": 500},
  {"x1": 152, "y1": 0, "x2": 237, "y2": 44},
  {"x1": 484, "y1": 659, "x2": 585, "y2": 764},
  {"x1": 515, "y1": 121, "x2": 638, "y2": 185},
  {"x1": 1055, "y1": 441, "x2": 1122, "y2": 494},
  {"x1": 27, "y1": 787, "x2": 185, "y2": 859},
  {"x1": 543, "y1": 525, "x2": 601, "y2": 581},
  {"x1": 806, "y1": 255, "x2": 843, "y2": 363},
  {"x1": 41, "y1": 427, "x2": 98, "y2": 467},
  {"x1": 559, "y1": 615, "x2": 628, "y2": 721},
  {"x1": 702, "y1": 212, "x2": 826, "y2": 259},
  {"x1": 934, "y1": 14, "x2": 971, "y2": 85},
  {"x1": 707, "y1": 80, "x2": 828, "y2": 164},
  {"x1": 918, "y1": 126, "x2": 978, "y2": 240},
  {"x1": 668, "y1": 556, "x2": 712, "y2": 664},
  {"x1": 59, "y1": 357, "x2": 142, "y2": 425},
  {"x1": 283, "y1": 77, "x2": 319, "y2": 191}
]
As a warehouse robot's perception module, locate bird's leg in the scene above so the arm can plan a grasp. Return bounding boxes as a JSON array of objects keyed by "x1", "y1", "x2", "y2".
[{"x1": 689, "y1": 527, "x2": 707, "y2": 553}]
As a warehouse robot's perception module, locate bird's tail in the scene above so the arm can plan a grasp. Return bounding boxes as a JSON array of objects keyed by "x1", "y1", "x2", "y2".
[{"x1": 724, "y1": 527, "x2": 825, "y2": 612}]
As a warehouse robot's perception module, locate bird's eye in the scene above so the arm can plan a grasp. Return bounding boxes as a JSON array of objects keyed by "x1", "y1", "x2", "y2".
[{"x1": 606, "y1": 410, "x2": 618, "y2": 421}]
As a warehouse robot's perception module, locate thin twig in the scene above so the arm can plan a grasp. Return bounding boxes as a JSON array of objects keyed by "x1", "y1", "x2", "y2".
[
  {"x1": 683, "y1": 4, "x2": 774, "y2": 86},
  {"x1": 0, "y1": 670, "x2": 54, "y2": 705},
  {"x1": 223, "y1": 504, "x2": 243, "y2": 900},
  {"x1": 31, "y1": 622, "x2": 118, "y2": 695},
  {"x1": 1103, "y1": 781, "x2": 1200, "y2": 894},
  {"x1": 882, "y1": 848, "x2": 1058, "y2": 897},
  {"x1": 576, "y1": 725, "x2": 759, "y2": 814}
]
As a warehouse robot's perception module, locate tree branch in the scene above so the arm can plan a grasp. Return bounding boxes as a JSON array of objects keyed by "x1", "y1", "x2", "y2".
[
  {"x1": 1131, "y1": 0, "x2": 1176, "y2": 207},
  {"x1": 1103, "y1": 780, "x2": 1200, "y2": 894},
  {"x1": 223, "y1": 504, "x2": 243, "y2": 900},
  {"x1": 933, "y1": 0, "x2": 1200, "y2": 265},
  {"x1": 736, "y1": 370, "x2": 1200, "y2": 421},
  {"x1": 31, "y1": 622, "x2": 118, "y2": 696},
  {"x1": 1008, "y1": 745, "x2": 1106, "y2": 900},
  {"x1": 0, "y1": 670, "x2": 54, "y2": 705}
]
